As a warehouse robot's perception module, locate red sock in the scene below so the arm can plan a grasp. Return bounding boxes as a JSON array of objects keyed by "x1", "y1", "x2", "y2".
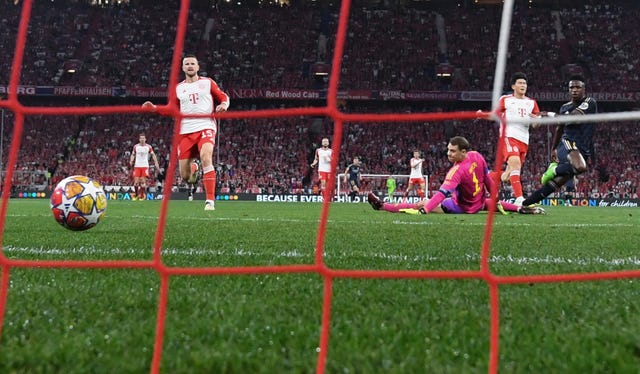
[
  {"x1": 509, "y1": 170, "x2": 523, "y2": 198},
  {"x1": 203, "y1": 169, "x2": 216, "y2": 201},
  {"x1": 139, "y1": 186, "x2": 146, "y2": 199}
]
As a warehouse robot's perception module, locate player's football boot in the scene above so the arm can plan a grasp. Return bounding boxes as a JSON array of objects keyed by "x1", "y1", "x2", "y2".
[
  {"x1": 367, "y1": 192, "x2": 383, "y2": 210},
  {"x1": 399, "y1": 208, "x2": 420, "y2": 215},
  {"x1": 204, "y1": 200, "x2": 215, "y2": 211},
  {"x1": 399, "y1": 208, "x2": 427, "y2": 215},
  {"x1": 541, "y1": 162, "x2": 558, "y2": 185},
  {"x1": 518, "y1": 206, "x2": 546, "y2": 215},
  {"x1": 496, "y1": 201, "x2": 509, "y2": 215}
]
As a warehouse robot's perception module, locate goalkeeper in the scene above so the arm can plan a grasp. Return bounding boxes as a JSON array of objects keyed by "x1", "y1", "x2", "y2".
[
  {"x1": 386, "y1": 176, "x2": 396, "y2": 198},
  {"x1": 368, "y1": 136, "x2": 544, "y2": 215}
]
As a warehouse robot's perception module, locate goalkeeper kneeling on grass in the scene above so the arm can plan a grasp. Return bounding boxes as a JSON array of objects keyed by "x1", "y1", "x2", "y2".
[{"x1": 367, "y1": 136, "x2": 544, "y2": 215}]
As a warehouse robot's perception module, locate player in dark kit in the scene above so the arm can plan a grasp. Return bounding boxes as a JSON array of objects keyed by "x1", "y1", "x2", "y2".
[
  {"x1": 343, "y1": 156, "x2": 362, "y2": 200},
  {"x1": 522, "y1": 75, "x2": 597, "y2": 206}
]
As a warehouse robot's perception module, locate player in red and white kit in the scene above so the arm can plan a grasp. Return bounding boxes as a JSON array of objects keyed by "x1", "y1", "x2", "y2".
[
  {"x1": 404, "y1": 150, "x2": 426, "y2": 199},
  {"x1": 310, "y1": 137, "x2": 333, "y2": 201},
  {"x1": 129, "y1": 133, "x2": 160, "y2": 201},
  {"x1": 494, "y1": 72, "x2": 553, "y2": 206},
  {"x1": 143, "y1": 54, "x2": 229, "y2": 211}
]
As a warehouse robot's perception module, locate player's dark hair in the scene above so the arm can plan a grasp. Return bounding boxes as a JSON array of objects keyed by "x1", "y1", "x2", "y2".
[
  {"x1": 568, "y1": 75, "x2": 585, "y2": 85},
  {"x1": 183, "y1": 53, "x2": 198, "y2": 61},
  {"x1": 569, "y1": 74, "x2": 585, "y2": 82},
  {"x1": 510, "y1": 72, "x2": 527, "y2": 85},
  {"x1": 449, "y1": 136, "x2": 470, "y2": 151}
]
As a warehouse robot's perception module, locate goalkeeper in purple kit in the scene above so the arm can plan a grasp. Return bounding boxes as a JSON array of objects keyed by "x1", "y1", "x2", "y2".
[{"x1": 368, "y1": 136, "x2": 544, "y2": 215}]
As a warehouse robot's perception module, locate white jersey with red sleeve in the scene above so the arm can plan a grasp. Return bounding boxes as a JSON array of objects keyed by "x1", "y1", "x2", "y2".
[
  {"x1": 132, "y1": 144, "x2": 154, "y2": 167},
  {"x1": 316, "y1": 148, "x2": 332, "y2": 173},
  {"x1": 496, "y1": 94, "x2": 540, "y2": 145},
  {"x1": 409, "y1": 157, "x2": 423, "y2": 178},
  {"x1": 174, "y1": 77, "x2": 230, "y2": 135}
]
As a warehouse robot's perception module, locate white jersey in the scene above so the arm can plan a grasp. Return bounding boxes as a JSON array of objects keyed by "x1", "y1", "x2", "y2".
[
  {"x1": 497, "y1": 94, "x2": 540, "y2": 144},
  {"x1": 316, "y1": 148, "x2": 332, "y2": 173},
  {"x1": 132, "y1": 144, "x2": 154, "y2": 167},
  {"x1": 175, "y1": 77, "x2": 230, "y2": 135},
  {"x1": 409, "y1": 157, "x2": 423, "y2": 178}
]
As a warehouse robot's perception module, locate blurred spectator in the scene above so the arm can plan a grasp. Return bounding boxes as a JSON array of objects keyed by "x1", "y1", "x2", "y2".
[{"x1": 2, "y1": 1, "x2": 639, "y2": 92}]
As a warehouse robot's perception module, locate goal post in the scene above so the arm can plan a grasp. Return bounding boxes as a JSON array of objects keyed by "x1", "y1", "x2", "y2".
[{"x1": 336, "y1": 173, "x2": 429, "y2": 202}]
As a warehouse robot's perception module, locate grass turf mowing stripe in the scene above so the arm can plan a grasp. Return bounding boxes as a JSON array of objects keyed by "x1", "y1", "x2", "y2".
[{"x1": 5, "y1": 245, "x2": 640, "y2": 266}]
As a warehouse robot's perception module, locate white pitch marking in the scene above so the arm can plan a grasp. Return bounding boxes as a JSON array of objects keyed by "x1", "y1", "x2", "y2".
[{"x1": 4, "y1": 246, "x2": 640, "y2": 267}]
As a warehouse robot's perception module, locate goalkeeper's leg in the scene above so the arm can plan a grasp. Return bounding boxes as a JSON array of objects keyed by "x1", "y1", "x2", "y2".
[{"x1": 369, "y1": 192, "x2": 418, "y2": 212}]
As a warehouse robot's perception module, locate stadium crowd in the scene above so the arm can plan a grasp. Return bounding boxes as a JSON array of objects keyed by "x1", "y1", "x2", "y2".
[
  {"x1": 3, "y1": 103, "x2": 639, "y2": 200},
  {"x1": 1, "y1": 1, "x2": 640, "y2": 92},
  {"x1": 1, "y1": 0, "x2": 639, "y2": 200}
]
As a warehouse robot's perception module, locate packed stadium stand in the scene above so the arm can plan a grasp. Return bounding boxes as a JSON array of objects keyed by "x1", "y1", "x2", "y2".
[
  {"x1": 1, "y1": 0, "x2": 639, "y2": 199},
  {"x1": 3, "y1": 0, "x2": 640, "y2": 91}
]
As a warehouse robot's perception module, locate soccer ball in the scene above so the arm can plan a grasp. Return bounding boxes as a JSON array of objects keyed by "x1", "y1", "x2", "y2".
[{"x1": 50, "y1": 175, "x2": 107, "y2": 231}]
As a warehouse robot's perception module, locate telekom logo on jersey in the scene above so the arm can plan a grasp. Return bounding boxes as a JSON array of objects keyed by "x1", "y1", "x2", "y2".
[
  {"x1": 517, "y1": 108, "x2": 528, "y2": 117},
  {"x1": 189, "y1": 92, "x2": 199, "y2": 104}
]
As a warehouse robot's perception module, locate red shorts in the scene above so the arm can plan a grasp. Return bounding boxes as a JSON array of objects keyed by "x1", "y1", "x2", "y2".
[
  {"x1": 177, "y1": 129, "x2": 216, "y2": 160},
  {"x1": 500, "y1": 137, "x2": 528, "y2": 164},
  {"x1": 132, "y1": 167, "x2": 149, "y2": 178},
  {"x1": 318, "y1": 171, "x2": 331, "y2": 182},
  {"x1": 409, "y1": 177, "x2": 425, "y2": 185}
]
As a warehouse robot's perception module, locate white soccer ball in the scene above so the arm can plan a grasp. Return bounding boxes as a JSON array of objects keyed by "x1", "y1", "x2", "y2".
[{"x1": 50, "y1": 175, "x2": 107, "y2": 231}]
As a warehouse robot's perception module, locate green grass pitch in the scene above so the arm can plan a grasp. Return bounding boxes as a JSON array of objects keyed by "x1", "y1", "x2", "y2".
[{"x1": 1, "y1": 199, "x2": 640, "y2": 373}]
